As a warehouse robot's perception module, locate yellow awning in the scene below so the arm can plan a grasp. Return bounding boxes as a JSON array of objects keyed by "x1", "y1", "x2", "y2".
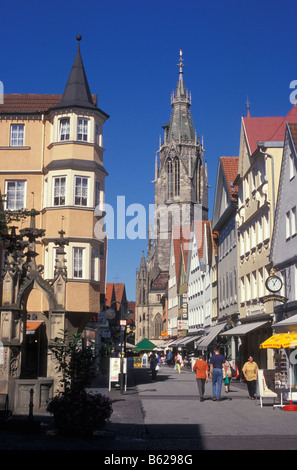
[{"x1": 260, "y1": 332, "x2": 297, "y2": 349}]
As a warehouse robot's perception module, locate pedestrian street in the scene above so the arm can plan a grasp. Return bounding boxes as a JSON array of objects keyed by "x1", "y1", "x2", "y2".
[{"x1": 133, "y1": 364, "x2": 297, "y2": 444}]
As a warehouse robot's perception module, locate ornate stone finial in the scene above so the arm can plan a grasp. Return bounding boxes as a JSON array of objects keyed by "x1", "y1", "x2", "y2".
[
  {"x1": 178, "y1": 49, "x2": 184, "y2": 76},
  {"x1": 76, "y1": 34, "x2": 82, "y2": 41}
]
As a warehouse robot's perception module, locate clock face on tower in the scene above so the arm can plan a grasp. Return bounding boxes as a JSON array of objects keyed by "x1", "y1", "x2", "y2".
[{"x1": 265, "y1": 275, "x2": 283, "y2": 293}]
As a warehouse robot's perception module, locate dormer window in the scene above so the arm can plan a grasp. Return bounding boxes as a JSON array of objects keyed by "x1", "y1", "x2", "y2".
[
  {"x1": 77, "y1": 118, "x2": 89, "y2": 141},
  {"x1": 59, "y1": 118, "x2": 70, "y2": 141}
]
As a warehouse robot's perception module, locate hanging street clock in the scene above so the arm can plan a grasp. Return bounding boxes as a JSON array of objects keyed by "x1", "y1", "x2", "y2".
[{"x1": 265, "y1": 273, "x2": 283, "y2": 293}]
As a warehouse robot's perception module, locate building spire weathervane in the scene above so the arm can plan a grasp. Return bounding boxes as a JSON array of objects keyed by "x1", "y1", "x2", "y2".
[
  {"x1": 246, "y1": 96, "x2": 251, "y2": 118},
  {"x1": 178, "y1": 49, "x2": 184, "y2": 78}
]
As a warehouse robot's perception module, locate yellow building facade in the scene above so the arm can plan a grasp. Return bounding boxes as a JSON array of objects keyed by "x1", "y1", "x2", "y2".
[{"x1": 0, "y1": 37, "x2": 109, "y2": 412}]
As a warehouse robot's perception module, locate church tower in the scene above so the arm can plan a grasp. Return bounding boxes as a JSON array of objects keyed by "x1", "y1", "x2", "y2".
[
  {"x1": 135, "y1": 51, "x2": 208, "y2": 344},
  {"x1": 153, "y1": 50, "x2": 208, "y2": 272}
]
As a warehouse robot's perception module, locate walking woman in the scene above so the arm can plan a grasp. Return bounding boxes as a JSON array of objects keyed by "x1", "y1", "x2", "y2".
[{"x1": 242, "y1": 355, "x2": 259, "y2": 400}]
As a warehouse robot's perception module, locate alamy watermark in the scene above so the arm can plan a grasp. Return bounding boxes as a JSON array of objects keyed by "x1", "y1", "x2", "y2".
[
  {"x1": 289, "y1": 80, "x2": 297, "y2": 105},
  {"x1": 94, "y1": 196, "x2": 203, "y2": 249}
]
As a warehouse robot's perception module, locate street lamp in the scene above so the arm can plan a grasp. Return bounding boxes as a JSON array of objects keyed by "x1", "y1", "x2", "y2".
[{"x1": 105, "y1": 301, "x2": 133, "y2": 394}]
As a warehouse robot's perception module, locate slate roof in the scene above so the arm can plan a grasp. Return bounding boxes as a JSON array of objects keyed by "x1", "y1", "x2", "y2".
[
  {"x1": 53, "y1": 37, "x2": 97, "y2": 111},
  {"x1": 151, "y1": 271, "x2": 169, "y2": 291},
  {"x1": 0, "y1": 37, "x2": 108, "y2": 118}
]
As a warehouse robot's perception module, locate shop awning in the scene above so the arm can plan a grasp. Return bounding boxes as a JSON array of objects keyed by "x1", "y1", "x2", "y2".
[
  {"x1": 273, "y1": 314, "x2": 297, "y2": 329},
  {"x1": 220, "y1": 321, "x2": 270, "y2": 337},
  {"x1": 180, "y1": 334, "x2": 205, "y2": 346},
  {"x1": 170, "y1": 337, "x2": 187, "y2": 347},
  {"x1": 196, "y1": 322, "x2": 227, "y2": 350},
  {"x1": 159, "y1": 338, "x2": 177, "y2": 348},
  {"x1": 260, "y1": 332, "x2": 297, "y2": 349},
  {"x1": 26, "y1": 321, "x2": 43, "y2": 335},
  {"x1": 133, "y1": 338, "x2": 157, "y2": 350}
]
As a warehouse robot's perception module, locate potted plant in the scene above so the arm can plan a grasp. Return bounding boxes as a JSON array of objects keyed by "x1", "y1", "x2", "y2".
[{"x1": 47, "y1": 330, "x2": 113, "y2": 436}]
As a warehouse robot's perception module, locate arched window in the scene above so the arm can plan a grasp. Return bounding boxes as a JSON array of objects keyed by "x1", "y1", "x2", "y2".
[
  {"x1": 174, "y1": 157, "x2": 180, "y2": 196},
  {"x1": 167, "y1": 159, "x2": 173, "y2": 198},
  {"x1": 154, "y1": 313, "x2": 162, "y2": 338}
]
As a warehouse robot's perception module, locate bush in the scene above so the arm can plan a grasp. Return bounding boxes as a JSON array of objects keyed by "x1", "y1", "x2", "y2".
[
  {"x1": 47, "y1": 330, "x2": 113, "y2": 436},
  {"x1": 47, "y1": 390, "x2": 113, "y2": 436}
]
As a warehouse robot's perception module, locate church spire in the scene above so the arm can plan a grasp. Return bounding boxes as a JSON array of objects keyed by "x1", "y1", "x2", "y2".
[
  {"x1": 168, "y1": 50, "x2": 195, "y2": 142},
  {"x1": 55, "y1": 35, "x2": 96, "y2": 110}
]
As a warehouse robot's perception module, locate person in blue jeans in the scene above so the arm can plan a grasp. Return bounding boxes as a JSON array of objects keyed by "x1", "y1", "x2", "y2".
[{"x1": 209, "y1": 348, "x2": 226, "y2": 401}]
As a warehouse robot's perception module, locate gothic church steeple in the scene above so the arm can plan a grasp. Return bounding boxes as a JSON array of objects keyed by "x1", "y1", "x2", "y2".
[
  {"x1": 153, "y1": 51, "x2": 208, "y2": 271},
  {"x1": 168, "y1": 50, "x2": 195, "y2": 143}
]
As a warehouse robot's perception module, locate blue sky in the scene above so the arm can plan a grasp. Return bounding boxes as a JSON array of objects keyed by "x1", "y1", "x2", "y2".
[{"x1": 1, "y1": 0, "x2": 297, "y2": 300}]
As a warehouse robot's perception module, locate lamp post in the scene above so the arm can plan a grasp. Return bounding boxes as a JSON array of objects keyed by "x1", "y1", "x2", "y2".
[{"x1": 105, "y1": 300, "x2": 133, "y2": 394}]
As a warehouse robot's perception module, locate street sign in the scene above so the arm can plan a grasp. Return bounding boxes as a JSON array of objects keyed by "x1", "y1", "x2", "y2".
[{"x1": 120, "y1": 319, "x2": 127, "y2": 326}]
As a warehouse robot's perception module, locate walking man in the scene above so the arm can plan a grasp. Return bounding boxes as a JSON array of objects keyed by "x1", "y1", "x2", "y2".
[
  {"x1": 193, "y1": 355, "x2": 209, "y2": 402},
  {"x1": 209, "y1": 348, "x2": 226, "y2": 401}
]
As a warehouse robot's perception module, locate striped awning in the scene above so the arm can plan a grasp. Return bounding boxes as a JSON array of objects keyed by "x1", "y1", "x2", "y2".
[
  {"x1": 196, "y1": 322, "x2": 227, "y2": 350},
  {"x1": 220, "y1": 321, "x2": 270, "y2": 337}
]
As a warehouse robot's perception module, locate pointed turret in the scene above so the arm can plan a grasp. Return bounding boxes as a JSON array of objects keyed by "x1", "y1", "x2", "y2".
[
  {"x1": 168, "y1": 50, "x2": 196, "y2": 142},
  {"x1": 54, "y1": 35, "x2": 97, "y2": 110}
]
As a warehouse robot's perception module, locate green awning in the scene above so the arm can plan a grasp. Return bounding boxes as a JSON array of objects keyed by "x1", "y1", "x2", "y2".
[{"x1": 133, "y1": 338, "x2": 157, "y2": 350}]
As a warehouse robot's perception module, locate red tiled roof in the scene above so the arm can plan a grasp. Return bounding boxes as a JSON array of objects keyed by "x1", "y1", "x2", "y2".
[
  {"x1": 114, "y1": 283, "x2": 126, "y2": 304},
  {"x1": 220, "y1": 156, "x2": 239, "y2": 198},
  {"x1": 172, "y1": 226, "x2": 191, "y2": 279},
  {"x1": 105, "y1": 283, "x2": 114, "y2": 307},
  {"x1": 192, "y1": 220, "x2": 211, "y2": 260},
  {"x1": 0, "y1": 93, "x2": 97, "y2": 113},
  {"x1": 243, "y1": 105, "x2": 297, "y2": 155}
]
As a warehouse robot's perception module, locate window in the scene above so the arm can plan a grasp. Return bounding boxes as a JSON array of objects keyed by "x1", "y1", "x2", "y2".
[
  {"x1": 240, "y1": 277, "x2": 245, "y2": 303},
  {"x1": 77, "y1": 118, "x2": 89, "y2": 141},
  {"x1": 53, "y1": 177, "x2": 66, "y2": 206},
  {"x1": 174, "y1": 157, "x2": 180, "y2": 196},
  {"x1": 95, "y1": 181, "x2": 102, "y2": 208},
  {"x1": 286, "y1": 211, "x2": 291, "y2": 239},
  {"x1": 5, "y1": 180, "x2": 26, "y2": 210},
  {"x1": 167, "y1": 159, "x2": 173, "y2": 198},
  {"x1": 73, "y1": 247, "x2": 84, "y2": 279},
  {"x1": 59, "y1": 118, "x2": 70, "y2": 141},
  {"x1": 10, "y1": 124, "x2": 24, "y2": 146},
  {"x1": 74, "y1": 176, "x2": 88, "y2": 206},
  {"x1": 95, "y1": 123, "x2": 101, "y2": 146},
  {"x1": 291, "y1": 207, "x2": 297, "y2": 237},
  {"x1": 91, "y1": 248, "x2": 99, "y2": 281},
  {"x1": 286, "y1": 207, "x2": 297, "y2": 239},
  {"x1": 258, "y1": 268, "x2": 264, "y2": 297}
]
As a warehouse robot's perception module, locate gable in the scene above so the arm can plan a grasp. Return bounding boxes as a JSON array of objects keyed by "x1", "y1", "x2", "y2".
[
  {"x1": 213, "y1": 157, "x2": 238, "y2": 231},
  {"x1": 271, "y1": 123, "x2": 297, "y2": 265}
]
